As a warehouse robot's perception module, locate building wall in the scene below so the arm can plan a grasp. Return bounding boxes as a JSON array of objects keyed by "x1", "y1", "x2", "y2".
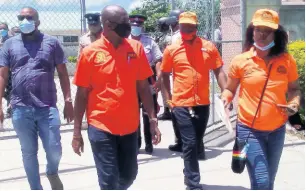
[{"x1": 280, "y1": 5, "x2": 305, "y2": 41}]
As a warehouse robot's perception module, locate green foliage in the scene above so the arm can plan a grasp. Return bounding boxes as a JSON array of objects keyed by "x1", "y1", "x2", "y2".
[
  {"x1": 68, "y1": 56, "x2": 77, "y2": 63},
  {"x1": 288, "y1": 40, "x2": 305, "y2": 123},
  {"x1": 130, "y1": 0, "x2": 170, "y2": 33},
  {"x1": 176, "y1": 0, "x2": 221, "y2": 37}
]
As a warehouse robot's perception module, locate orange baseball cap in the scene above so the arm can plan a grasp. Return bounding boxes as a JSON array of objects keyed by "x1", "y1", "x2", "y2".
[
  {"x1": 179, "y1": 11, "x2": 198, "y2": 25},
  {"x1": 251, "y1": 9, "x2": 279, "y2": 29}
]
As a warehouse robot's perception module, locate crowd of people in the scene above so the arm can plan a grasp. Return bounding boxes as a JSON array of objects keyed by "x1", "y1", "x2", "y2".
[{"x1": 0, "y1": 4, "x2": 303, "y2": 190}]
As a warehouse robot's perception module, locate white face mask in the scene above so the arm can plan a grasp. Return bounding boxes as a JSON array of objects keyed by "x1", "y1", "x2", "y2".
[
  {"x1": 19, "y1": 19, "x2": 35, "y2": 34},
  {"x1": 254, "y1": 41, "x2": 275, "y2": 51},
  {"x1": 131, "y1": 26, "x2": 142, "y2": 37}
]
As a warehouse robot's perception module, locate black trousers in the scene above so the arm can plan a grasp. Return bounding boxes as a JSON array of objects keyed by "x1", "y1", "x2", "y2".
[
  {"x1": 172, "y1": 105, "x2": 210, "y2": 189},
  {"x1": 138, "y1": 65, "x2": 158, "y2": 148}
]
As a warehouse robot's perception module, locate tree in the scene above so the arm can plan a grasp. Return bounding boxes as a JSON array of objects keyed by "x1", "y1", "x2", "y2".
[{"x1": 130, "y1": 0, "x2": 170, "y2": 33}]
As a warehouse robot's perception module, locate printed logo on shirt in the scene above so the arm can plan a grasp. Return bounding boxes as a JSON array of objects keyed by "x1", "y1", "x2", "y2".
[
  {"x1": 276, "y1": 65, "x2": 287, "y2": 74},
  {"x1": 127, "y1": 52, "x2": 137, "y2": 59},
  {"x1": 94, "y1": 52, "x2": 106, "y2": 64}
]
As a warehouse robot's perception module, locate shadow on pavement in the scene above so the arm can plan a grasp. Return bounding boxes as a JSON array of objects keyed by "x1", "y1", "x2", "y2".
[
  {"x1": 202, "y1": 184, "x2": 248, "y2": 190},
  {"x1": 138, "y1": 148, "x2": 180, "y2": 164}
]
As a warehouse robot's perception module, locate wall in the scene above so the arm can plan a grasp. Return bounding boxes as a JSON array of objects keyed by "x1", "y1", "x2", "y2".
[{"x1": 280, "y1": 4, "x2": 305, "y2": 41}]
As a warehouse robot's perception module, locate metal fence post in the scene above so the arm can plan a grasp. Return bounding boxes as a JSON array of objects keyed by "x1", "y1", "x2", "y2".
[
  {"x1": 240, "y1": 0, "x2": 246, "y2": 51},
  {"x1": 211, "y1": 0, "x2": 216, "y2": 123},
  {"x1": 81, "y1": 0, "x2": 87, "y2": 33}
]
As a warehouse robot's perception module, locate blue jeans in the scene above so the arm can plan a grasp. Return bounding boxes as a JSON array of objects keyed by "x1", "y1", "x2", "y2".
[
  {"x1": 88, "y1": 125, "x2": 138, "y2": 190},
  {"x1": 12, "y1": 106, "x2": 62, "y2": 190},
  {"x1": 237, "y1": 123, "x2": 286, "y2": 190},
  {"x1": 172, "y1": 106, "x2": 210, "y2": 190}
]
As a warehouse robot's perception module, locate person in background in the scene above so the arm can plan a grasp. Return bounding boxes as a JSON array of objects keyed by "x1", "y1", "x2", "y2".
[
  {"x1": 160, "y1": 12, "x2": 227, "y2": 189},
  {"x1": 0, "y1": 22, "x2": 12, "y2": 119},
  {"x1": 72, "y1": 5, "x2": 161, "y2": 190},
  {"x1": 221, "y1": 9, "x2": 301, "y2": 190},
  {"x1": 78, "y1": 13, "x2": 103, "y2": 58},
  {"x1": 0, "y1": 22, "x2": 10, "y2": 44},
  {"x1": 129, "y1": 14, "x2": 162, "y2": 154},
  {"x1": 10, "y1": 26, "x2": 21, "y2": 36},
  {"x1": 0, "y1": 7, "x2": 74, "y2": 190},
  {"x1": 213, "y1": 25, "x2": 222, "y2": 54},
  {"x1": 157, "y1": 9, "x2": 184, "y2": 122}
]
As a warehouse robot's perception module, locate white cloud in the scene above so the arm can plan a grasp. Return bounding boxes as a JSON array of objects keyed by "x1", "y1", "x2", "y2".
[
  {"x1": 128, "y1": 0, "x2": 142, "y2": 11},
  {"x1": 85, "y1": 0, "x2": 111, "y2": 9}
]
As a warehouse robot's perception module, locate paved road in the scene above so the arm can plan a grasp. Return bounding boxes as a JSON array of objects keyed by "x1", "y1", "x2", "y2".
[{"x1": 0, "y1": 119, "x2": 304, "y2": 190}]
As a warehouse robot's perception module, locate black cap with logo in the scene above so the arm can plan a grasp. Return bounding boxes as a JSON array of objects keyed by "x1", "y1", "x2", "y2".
[{"x1": 84, "y1": 13, "x2": 101, "y2": 25}]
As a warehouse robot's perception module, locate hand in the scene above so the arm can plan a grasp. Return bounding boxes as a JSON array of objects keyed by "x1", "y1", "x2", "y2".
[
  {"x1": 153, "y1": 81, "x2": 161, "y2": 93},
  {"x1": 149, "y1": 120, "x2": 161, "y2": 145},
  {"x1": 64, "y1": 101, "x2": 74, "y2": 123},
  {"x1": 0, "y1": 109, "x2": 4, "y2": 124},
  {"x1": 0, "y1": 109, "x2": 4, "y2": 131},
  {"x1": 277, "y1": 104, "x2": 299, "y2": 116},
  {"x1": 72, "y1": 134, "x2": 84, "y2": 156},
  {"x1": 221, "y1": 96, "x2": 233, "y2": 110}
]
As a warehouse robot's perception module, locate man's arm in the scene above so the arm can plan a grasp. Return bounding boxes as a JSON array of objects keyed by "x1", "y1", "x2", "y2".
[
  {"x1": 213, "y1": 66, "x2": 227, "y2": 92},
  {"x1": 0, "y1": 67, "x2": 9, "y2": 107},
  {"x1": 161, "y1": 72, "x2": 172, "y2": 105},
  {"x1": 56, "y1": 64, "x2": 72, "y2": 101},
  {"x1": 73, "y1": 87, "x2": 89, "y2": 136},
  {"x1": 137, "y1": 79, "x2": 156, "y2": 120}
]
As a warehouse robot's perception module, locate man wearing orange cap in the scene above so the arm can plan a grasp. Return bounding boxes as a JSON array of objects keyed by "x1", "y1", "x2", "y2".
[{"x1": 160, "y1": 12, "x2": 228, "y2": 189}]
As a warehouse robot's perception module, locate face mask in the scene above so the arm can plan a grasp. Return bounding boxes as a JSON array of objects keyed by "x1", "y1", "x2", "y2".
[
  {"x1": 114, "y1": 23, "x2": 131, "y2": 38},
  {"x1": 0, "y1": 29, "x2": 8, "y2": 37},
  {"x1": 89, "y1": 24, "x2": 102, "y2": 34},
  {"x1": 254, "y1": 41, "x2": 275, "y2": 51},
  {"x1": 131, "y1": 26, "x2": 142, "y2": 37},
  {"x1": 19, "y1": 19, "x2": 35, "y2": 34},
  {"x1": 181, "y1": 31, "x2": 197, "y2": 41}
]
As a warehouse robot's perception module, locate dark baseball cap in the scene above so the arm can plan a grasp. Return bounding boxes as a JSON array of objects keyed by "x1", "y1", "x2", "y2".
[{"x1": 85, "y1": 13, "x2": 101, "y2": 25}]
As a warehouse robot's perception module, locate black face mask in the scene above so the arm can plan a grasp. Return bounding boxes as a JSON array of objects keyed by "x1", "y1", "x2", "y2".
[{"x1": 114, "y1": 23, "x2": 131, "y2": 38}]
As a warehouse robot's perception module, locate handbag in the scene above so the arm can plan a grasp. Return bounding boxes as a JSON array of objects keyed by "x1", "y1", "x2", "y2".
[{"x1": 231, "y1": 64, "x2": 273, "y2": 174}]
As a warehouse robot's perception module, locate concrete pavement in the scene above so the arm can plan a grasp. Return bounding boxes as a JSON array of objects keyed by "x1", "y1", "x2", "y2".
[{"x1": 0, "y1": 119, "x2": 304, "y2": 190}]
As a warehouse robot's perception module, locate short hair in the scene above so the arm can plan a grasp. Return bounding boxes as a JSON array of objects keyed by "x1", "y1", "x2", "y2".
[
  {"x1": 0, "y1": 22, "x2": 9, "y2": 29},
  {"x1": 244, "y1": 23, "x2": 288, "y2": 56},
  {"x1": 21, "y1": 6, "x2": 39, "y2": 20}
]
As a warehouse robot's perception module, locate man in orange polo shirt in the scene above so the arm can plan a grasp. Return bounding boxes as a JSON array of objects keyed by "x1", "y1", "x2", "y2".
[
  {"x1": 72, "y1": 5, "x2": 161, "y2": 190},
  {"x1": 160, "y1": 12, "x2": 227, "y2": 189}
]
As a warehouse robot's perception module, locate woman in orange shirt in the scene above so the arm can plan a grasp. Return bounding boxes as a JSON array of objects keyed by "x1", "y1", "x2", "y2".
[{"x1": 222, "y1": 9, "x2": 301, "y2": 190}]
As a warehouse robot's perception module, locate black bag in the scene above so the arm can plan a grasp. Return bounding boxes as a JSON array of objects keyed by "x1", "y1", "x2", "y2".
[{"x1": 231, "y1": 64, "x2": 273, "y2": 174}]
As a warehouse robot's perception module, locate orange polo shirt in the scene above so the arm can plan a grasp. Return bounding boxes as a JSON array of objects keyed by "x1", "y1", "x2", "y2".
[
  {"x1": 160, "y1": 37, "x2": 223, "y2": 106},
  {"x1": 73, "y1": 35, "x2": 153, "y2": 135},
  {"x1": 229, "y1": 47, "x2": 299, "y2": 131}
]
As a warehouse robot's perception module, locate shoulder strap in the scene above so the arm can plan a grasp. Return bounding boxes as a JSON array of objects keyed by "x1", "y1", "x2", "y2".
[
  {"x1": 244, "y1": 64, "x2": 273, "y2": 140},
  {"x1": 250, "y1": 64, "x2": 273, "y2": 128}
]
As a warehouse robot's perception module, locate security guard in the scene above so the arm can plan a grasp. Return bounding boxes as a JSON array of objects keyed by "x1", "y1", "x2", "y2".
[
  {"x1": 78, "y1": 13, "x2": 103, "y2": 58},
  {"x1": 129, "y1": 14, "x2": 162, "y2": 154}
]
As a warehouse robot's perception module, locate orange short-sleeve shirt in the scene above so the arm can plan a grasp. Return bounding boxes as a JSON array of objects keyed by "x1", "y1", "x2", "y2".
[
  {"x1": 160, "y1": 37, "x2": 223, "y2": 106},
  {"x1": 229, "y1": 47, "x2": 299, "y2": 131},
  {"x1": 73, "y1": 35, "x2": 153, "y2": 135}
]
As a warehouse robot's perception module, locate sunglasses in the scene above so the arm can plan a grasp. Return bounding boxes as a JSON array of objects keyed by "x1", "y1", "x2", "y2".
[{"x1": 17, "y1": 15, "x2": 34, "y2": 21}]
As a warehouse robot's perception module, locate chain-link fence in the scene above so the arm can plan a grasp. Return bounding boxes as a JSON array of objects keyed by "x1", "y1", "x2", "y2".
[
  {"x1": 0, "y1": 0, "x2": 83, "y2": 135},
  {"x1": 174, "y1": 0, "x2": 244, "y2": 127}
]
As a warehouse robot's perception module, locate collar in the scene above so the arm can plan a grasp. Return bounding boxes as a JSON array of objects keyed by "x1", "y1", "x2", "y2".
[
  {"x1": 178, "y1": 36, "x2": 202, "y2": 45},
  {"x1": 101, "y1": 34, "x2": 127, "y2": 48},
  {"x1": 245, "y1": 46, "x2": 256, "y2": 59}
]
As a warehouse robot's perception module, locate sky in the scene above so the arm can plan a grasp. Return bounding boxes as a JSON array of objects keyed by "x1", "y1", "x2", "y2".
[{"x1": 0, "y1": 0, "x2": 143, "y2": 31}]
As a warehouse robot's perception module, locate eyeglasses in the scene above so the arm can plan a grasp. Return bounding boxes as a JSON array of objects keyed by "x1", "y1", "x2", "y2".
[{"x1": 17, "y1": 15, "x2": 34, "y2": 21}]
